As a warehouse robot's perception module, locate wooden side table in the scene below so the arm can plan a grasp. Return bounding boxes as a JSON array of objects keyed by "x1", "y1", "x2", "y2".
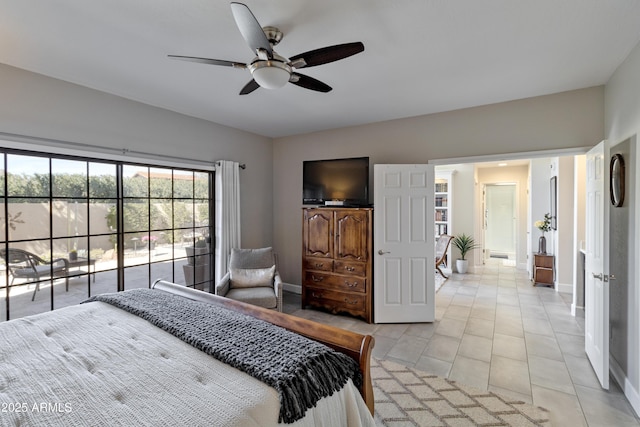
[{"x1": 533, "y1": 253, "x2": 554, "y2": 287}]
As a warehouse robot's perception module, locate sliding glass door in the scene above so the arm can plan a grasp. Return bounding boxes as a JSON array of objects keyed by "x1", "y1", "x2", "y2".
[{"x1": 0, "y1": 149, "x2": 214, "y2": 321}]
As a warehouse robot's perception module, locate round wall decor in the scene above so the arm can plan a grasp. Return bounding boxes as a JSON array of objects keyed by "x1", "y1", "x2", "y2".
[{"x1": 610, "y1": 153, "x2": 625, "y2": 207}]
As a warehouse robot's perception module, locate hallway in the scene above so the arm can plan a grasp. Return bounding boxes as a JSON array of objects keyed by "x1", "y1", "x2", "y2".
[{"x1": 284, "y1": 259, "x2": 639, "y2": 426}]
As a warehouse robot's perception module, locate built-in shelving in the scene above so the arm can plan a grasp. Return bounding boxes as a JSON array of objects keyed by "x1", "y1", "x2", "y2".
[{"x1": 435, "y1": 170, "x2": 454, "y2": 276}]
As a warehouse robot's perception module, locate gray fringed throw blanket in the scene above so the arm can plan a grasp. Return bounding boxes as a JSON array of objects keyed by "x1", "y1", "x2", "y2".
[{"x1": 84, "y1": 289, "x2": 361, "y2": 424}]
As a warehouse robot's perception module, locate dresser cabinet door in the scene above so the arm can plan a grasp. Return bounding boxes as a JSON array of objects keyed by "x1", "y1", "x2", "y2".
[
  {"x1": 303, "y1": 209, "x2": 334, "y2": 258},
  {"x1": 334, "y1": 210, "x2": 369, "y2": 261}
]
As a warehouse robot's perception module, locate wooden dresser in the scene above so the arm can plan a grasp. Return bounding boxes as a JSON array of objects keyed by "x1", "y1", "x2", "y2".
[
  {"x1": 301, "y1": 207, "x2": 373, "y2": 323},
  {"x1": 533, "y1": 253, "x2": 554, "y2": 287}
]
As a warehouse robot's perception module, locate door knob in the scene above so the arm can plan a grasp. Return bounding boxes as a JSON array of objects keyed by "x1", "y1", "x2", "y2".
[{"x1": 378, "y1": 250, "x2": 390, "y2": 255}]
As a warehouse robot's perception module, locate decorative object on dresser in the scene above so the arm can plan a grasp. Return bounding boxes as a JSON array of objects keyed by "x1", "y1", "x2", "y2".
[
  {"x1": 534, "y1": 213, "x2": 552, "y2": 255},
  {"x1": 533, "y1": 253, "x2": 554, "y2": 287},
  {"x1": 302, "y1": 207, "x2": 373, "y2": 323}
]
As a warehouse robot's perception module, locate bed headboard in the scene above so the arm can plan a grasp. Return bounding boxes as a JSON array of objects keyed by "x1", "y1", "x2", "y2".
[{"x1": 152, "y1": 279, "x2": 375, "y2": 414}]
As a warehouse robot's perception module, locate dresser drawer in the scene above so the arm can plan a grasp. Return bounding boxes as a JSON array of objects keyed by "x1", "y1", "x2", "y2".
[
  {"x1": 534, "y1": 268, "x2": 554, "y2": 285},
  {"x1": 306, "y1": 287, "x2": 366, "y2": 312},
  {"x1": 303, "y1": 257, "x2": 334, "y2": 272},
  {"x1": 304, "y1": 272, "x2": 366, "y2": 293},
  {"x1": 534, "y1": 254, "x2": 554, "y2": 269},
  {"x1": 334, "y1": 260, "x2": 366, "y2": 276}
]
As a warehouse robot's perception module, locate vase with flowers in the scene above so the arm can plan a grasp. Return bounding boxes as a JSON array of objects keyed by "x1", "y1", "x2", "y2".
[{"x1": 534, "y1": 213, "x2": 552, "y2": 254}]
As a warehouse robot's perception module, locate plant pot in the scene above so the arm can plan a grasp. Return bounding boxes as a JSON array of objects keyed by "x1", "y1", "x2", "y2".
[
  {"x1": 183, "y1": 264, "x2": 211, "y2": 290},
  {"x1": 456, "y1": 259, "x2": 469, "y2": 274},
  {"x1": 185, "y1": 246, "x2": 209, "y2": 265},
  {"x1": 69, "y1": 252, "x2": 78, "y2": 261}
]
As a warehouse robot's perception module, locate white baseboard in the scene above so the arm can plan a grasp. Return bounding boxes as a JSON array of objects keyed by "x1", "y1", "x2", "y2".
[
  {"x1": 556, "y1": 281, "x2": 573, "y2": 294},
  {"x1": 570, "y1": 303, "x2": 584, "y2": 316},
  {"x1": 610, "y1": 355, "x2": 640, "y2": 417},
  {"x1": 283, "y1": 282, "x2": 301, "y2": 294}
]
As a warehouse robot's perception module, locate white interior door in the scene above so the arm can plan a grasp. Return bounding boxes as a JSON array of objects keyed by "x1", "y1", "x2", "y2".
[
  {"x1": 374, "y1": 164, "x2": 435, "y2": 323},
  {"x1": 585, "y1": 140, "x2": 610, "y2": 389},
  {"x1": 484, "y1": 184, "x2": 516, "y2": 257}
]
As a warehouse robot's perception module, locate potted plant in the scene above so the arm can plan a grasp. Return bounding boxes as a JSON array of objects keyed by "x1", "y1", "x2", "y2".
[
  {"x1": 69, "y1": 248, "x2": 78, "y2": 261},
  {"x1": 184, "y1": 237, "x2": 211, "y2": 287},
  {"x1": 452, "y1": 233, "x2": 479, "y2": 274},
  {"x1": 141, "y1": 235, "x2": 158, "y2": 250}
]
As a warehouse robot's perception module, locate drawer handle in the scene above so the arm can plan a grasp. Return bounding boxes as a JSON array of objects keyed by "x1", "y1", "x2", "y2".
[
  {"x1": 344, "y1": 266, "x2": 355, "y2": 272},
  {"x1": 311, "y1": 292, "x2": 323, "y2": 298},
  {"x1": 344, "y1": 298, "x2": 358, "y2": 305},
  {"x1": 345, "y1": 281, "x2": 359, "y2": 287},
  {"x1": 311, "y1": 275, "x2": 324, "y2": 282},
  {"x1": 314, "y1": 263, "x2": 324, "y2": 268}
]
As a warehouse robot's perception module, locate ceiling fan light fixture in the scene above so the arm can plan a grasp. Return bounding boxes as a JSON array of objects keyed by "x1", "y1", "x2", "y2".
[{"x1": 250, "y1": 60, "x2": 291, "y2": 89}]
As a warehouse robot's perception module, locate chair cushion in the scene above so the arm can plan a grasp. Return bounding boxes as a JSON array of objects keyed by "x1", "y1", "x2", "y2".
[
  {"x1": 229, "y1": 265, "x2": 275, "y2": 289},
  {"x1": 225, "y1": 287, "x2": 278, "y2": 309},
  {"x1": 14, "y1": 264, "x2": 63, "y2": 278},
  {"x1": 229, "y1": 247, "x2": 275, "y2": 269}
]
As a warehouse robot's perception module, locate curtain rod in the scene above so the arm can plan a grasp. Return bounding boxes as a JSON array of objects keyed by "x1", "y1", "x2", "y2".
[
  {"x1": 216, "y1": 161, "x2": 246, "y2": 169},
  {"x1": 0, "y1": 131, "x2": 217, "y2": 169}
]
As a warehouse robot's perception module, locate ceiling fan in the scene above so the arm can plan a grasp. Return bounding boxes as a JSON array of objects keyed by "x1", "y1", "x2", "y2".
[{"x1": 168, "y1": 2, "x2": 364, "y2": 95}]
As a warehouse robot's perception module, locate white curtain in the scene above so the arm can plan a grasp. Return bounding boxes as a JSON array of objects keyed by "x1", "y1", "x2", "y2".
[{"x1": 215, "y1": 160, "x2": 242, "y2": 283}]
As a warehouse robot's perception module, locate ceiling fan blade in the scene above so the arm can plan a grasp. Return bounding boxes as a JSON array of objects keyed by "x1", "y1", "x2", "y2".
[
  {"x1": 289, "y1": 42, "x2": 364, "y2": 69},
  {"x1": 168, "y1": 55, "x2": 247, "y2": 69},
  {"x1": 239, "y1": 79, "x2": 260, "y2": 95},
  {"x1": 290, "y1": 73, "x2": 332, "y2": 93},
  {"x1": 230, "y1": 2, "x2": 273, "y2": 57}
]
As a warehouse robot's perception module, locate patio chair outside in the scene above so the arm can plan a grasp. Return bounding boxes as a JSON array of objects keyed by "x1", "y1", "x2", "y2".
[{"x1": 0, "y1": 248, "x2": 69, "y2": 301}]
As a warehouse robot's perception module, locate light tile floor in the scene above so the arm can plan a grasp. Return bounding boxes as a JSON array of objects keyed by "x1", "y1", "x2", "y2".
[{"x1": 283, "y1": 258, "x2": 640, "y2": 427}]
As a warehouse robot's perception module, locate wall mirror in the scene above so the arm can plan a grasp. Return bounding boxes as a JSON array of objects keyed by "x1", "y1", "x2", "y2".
[
  {"x1": 610, "y1": 153, "x2": 625, "y2": 207},
  {"x1": 550, "y1": 176, "x2": 557, "y2": 230}
]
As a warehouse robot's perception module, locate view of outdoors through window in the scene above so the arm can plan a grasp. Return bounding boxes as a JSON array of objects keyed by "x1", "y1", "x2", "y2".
[{"x1": 0, "y1": 150, "x2": 213, "y2": 321}]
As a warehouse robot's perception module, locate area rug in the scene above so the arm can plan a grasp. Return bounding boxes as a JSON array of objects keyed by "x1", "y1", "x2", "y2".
[{"x1": 372, "y1": 358, "x2": 551, "y2": 426}]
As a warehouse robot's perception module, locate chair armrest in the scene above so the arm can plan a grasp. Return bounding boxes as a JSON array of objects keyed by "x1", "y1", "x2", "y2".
[
  {"x1": 273, "y1": 271, "x2": 283, "y2": 312},
  {"x1": 215, "y1": 272, "x2": 231, "y2": 296},
  {"x1": 51, "y1": 258, "x2": 69, "y2": 278},
  {"x1": 52, "y1": 258, "x2": 69, "y2": 269}
]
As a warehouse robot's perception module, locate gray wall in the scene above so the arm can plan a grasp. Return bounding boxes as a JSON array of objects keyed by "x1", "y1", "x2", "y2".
[
  {"x1": 605, "y1": 38, "x2": 640, "y2": 411},
  {"x1": 273, "y1": 87, "x2": 604, "y2": 285},
  {"x1": 609, "y1": 140, "x2": 632, "y2": 377},
  {"x1": 0, "y1": 63, "x2": 274, "y2": 249}
]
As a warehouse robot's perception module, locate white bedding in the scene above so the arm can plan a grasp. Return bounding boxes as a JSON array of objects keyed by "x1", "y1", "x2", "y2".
[{"x1": 0, "y1": 302, "x2": 374, "y2": 426}]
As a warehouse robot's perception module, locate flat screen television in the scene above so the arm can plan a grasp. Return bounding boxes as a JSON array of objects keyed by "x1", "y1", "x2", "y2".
[{"x1": 303, "y1": 157, "x2": 370, "y2": 206}]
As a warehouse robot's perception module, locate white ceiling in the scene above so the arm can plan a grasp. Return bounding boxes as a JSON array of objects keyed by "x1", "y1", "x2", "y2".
[{"x1": 2, "y1": 1, "x2": 640, "y2": 138}]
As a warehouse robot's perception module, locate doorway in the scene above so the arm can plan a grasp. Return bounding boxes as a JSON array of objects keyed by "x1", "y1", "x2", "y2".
[{"x1": 483, "y1": 183, "x2": 517, "y2": 260}]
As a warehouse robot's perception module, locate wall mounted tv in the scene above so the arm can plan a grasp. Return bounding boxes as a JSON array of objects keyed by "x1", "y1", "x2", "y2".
[{"x1": 303, "y1": 157, "x2": 370, "y2": 206}]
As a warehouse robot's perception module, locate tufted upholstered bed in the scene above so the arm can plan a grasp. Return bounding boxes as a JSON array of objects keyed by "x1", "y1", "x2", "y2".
[{"x1": 0, "y1": 280, "x2": 375, "y2": 426}]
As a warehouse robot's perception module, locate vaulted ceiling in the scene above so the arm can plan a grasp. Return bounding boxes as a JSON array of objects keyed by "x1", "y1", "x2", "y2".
[{"x1": 2, "y1": 1, "x2": 640, "y2": 138}]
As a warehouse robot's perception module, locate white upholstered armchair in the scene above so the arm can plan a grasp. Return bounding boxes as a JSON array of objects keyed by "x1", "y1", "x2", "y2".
[{"x1": 215, "y1": 247, "x2": 283, "y2": 312}]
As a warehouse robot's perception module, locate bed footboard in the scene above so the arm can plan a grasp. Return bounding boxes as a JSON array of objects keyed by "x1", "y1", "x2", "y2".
[{"x1": 152, "y1": 279, "x2": 375, "y2": 415}]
